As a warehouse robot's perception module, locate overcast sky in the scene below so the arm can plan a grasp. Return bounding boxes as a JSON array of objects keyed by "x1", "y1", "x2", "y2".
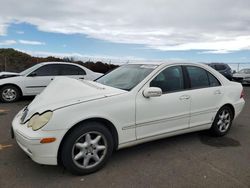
[{"x1": 0, "y1": 0, "x2": 250, "y2": 62}]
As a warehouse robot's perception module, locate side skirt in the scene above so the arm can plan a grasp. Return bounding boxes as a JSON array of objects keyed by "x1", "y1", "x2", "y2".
[{"x1": 118, "y1": 123, "x2": 211, "y2": 150}]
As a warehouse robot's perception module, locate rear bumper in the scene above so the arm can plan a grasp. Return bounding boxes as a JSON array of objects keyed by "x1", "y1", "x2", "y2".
[
  {"x1": 12, "y1": 110, "x2": 67, "y2": 165},
  {"x1": 233, "y1": 98, "x2": 245, "y2": 118}
]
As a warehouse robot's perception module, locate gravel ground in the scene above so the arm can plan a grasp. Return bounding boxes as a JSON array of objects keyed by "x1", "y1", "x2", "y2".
[{"x1": 0, "y1": 87, "x2": 250, "y2": 188}]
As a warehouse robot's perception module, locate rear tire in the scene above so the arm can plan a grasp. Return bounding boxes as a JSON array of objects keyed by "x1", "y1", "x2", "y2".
[
  {"x1": 210, "y1": 106, "x2": 233, "y2": 137},
  {"x1": 0, "y1": 85, "x2": 21, "y2": 103},
  {"x1": 61, "y1": 122, "x2": 114, "y2": 175}
]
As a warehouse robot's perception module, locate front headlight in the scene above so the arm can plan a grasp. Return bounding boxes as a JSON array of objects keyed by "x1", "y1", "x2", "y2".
[{"x1": 27, "y1": 111, "x2": 53, "y2": 131}]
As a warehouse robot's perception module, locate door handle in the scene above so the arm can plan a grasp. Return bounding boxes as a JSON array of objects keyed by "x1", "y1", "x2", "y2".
[
  {"x1": 179, "y1": 95, "x2": 190, "y2": 100},
  {"x1": 79, "y1": 77, "x2": 84, "y2": 80},
  {"x1": 214, "y1": 90, "x2": 221, "y2": 95},
  {"x1": 51, "y1": 78, "x2": 54, "y2": 81}
]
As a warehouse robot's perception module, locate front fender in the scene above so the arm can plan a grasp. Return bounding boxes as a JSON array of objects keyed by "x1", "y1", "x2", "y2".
[{"x1": 42, "y1": 94, "x2": 136, "y2": 145}]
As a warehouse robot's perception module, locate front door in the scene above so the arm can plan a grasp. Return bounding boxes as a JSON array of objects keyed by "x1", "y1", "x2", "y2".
[
  {"x1": 23, "y1": 64, "x2": 59, "y2": 95},
  {"x1": 135, "y1": 66, "x2": 191, "y2": 139}
]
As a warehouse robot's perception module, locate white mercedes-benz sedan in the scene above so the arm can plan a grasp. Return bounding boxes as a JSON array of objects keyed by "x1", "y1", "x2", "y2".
[
  {"x1": 12, "y1": 62, "x2": 245, "y2": 175},
  {"x1": 0, "y1": 62, "x2": 103, "y2": 102}
]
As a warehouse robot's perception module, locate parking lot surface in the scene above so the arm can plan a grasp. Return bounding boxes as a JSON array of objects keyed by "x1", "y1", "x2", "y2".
[{"x1": 0, "y1": 87, "x2": 250, "y2": 188}]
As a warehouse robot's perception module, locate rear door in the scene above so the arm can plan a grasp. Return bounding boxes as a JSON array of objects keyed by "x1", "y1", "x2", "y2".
[
  {"x1": 57, "y1": 64, "x2": 86, "y2": 80},
  {"x1": 184, "y1": 66, "x2": 223, "y2": 127}
]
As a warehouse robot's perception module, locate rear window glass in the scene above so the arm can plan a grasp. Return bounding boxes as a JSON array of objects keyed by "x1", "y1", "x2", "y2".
[
  {"x1": 215, "y1": 64, "x2": 226, "y2": 71},
  {"x1": 186, "y1": 66, "x2": 209, "y2": 88},
  {"x1": 186, "y1": 66, "x2": 221, "y2": 88},
  {"x1": 207, "y1": 72, "x2": 221, "y2": 87},
  {"x1": 58, "y1": 64, "x2": 86, "y2": 75}
]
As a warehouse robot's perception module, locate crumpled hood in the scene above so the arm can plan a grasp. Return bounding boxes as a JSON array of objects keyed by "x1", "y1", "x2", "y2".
[
  {"x1": 0, "y1": 71, "x2": 19, "y2": 76},
  {"x1": 25, "y1": 77, "x2": 126, "y2": 120},
  {"x1": 0, "y1": 71, "x2": 20, "y2": 79}
]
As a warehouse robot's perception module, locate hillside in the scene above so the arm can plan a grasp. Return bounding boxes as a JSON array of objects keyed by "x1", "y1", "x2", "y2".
[{"x1": 0, "y1": 48, "x2": 118, "y2": 73}]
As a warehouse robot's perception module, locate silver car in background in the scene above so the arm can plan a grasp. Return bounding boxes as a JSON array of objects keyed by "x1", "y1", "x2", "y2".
[{"x1": 233, "y1": 69, "x2": 250, "y2": 84}]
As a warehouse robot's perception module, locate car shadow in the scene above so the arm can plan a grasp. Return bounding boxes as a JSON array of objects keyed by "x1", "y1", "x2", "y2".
[
  {"x1": 0, "y1": 96, "x2": 34, "y2": 104},
  {"x1": 8, "y1": 127, "x2": 242, "y2": 180}
]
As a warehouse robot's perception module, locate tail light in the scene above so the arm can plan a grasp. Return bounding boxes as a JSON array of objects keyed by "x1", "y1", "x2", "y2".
[{"x1": 240, "y1": 89, "x2": 244, "y2": 98}]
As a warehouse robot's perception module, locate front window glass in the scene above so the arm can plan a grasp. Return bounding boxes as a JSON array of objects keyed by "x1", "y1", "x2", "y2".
[
  {"x1": 30, "y1": 64, "x2": 60, "y2": 76},
  {"x1": 96, "y1": 64, "x2": 156, "y2": 91},
  {"x1": 20, "y1": 64, "x2": 41, "y2": 76},
  {"x1": 150, "y1": 66, "x2": 184, "y2": 93}
]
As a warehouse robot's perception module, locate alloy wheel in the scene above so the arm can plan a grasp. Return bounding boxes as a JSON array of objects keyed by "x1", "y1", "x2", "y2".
[
  {"x1": 217, "y1": 109, "x2": 231, "y2": 133},
  {"x1": 72, "y1": 131, "x2": 107, "y2": 169},
  {"x1": 2, "y1": 88, "x2": 17, "y2": 102}
]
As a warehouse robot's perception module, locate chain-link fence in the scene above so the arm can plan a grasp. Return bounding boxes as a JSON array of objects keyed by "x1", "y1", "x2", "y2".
[
  {"x1": 0, "y1": 54, "x2": 250, "y2": 73},
  {"x1": 227, "y1": 63, "x2": 250, "y2": 72},
  {"x1": 0, "y1": 55, "x2": 123, "y2": 73}
]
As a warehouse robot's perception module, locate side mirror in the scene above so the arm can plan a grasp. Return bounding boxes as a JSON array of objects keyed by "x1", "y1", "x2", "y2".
[
  {"x1": 28, "y1": 72, "x2": 37, "y2": 77},
  {"x1": 143, "y1": 87, "x2": 162, "y2": 98},
  {"x1": 232, "y1": 70, "x2": 236, "y2": 74}
]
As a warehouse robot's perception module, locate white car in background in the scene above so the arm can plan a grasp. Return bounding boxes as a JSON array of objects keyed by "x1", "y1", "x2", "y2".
[
  {"x1": 0, "y1": 62, "x2": 103, "y2": 102},
  {"x1": 12, "y1": 62, "x2": 245, "y2": 175}
]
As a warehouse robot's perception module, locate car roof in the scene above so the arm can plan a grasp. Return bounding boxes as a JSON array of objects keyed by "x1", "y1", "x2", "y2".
[
  {"x1": 207, "y1": 63, "x2": 228, "y2": 65},
  {"x1": 128, "y1": 61, "x2": 164, "y2": 65},
  {"x1": 127, "y1": 61, "x2": 209, "y2": 68},
  {"x1": 39, "y1": 62, "x2": 79, "y2": 66},
  {"x1": 127, "y1": 61, "x2": 194, "y2": 66}
]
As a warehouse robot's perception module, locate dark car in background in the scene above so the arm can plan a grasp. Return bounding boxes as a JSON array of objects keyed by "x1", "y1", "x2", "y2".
[{"x1": 207, "y1": 63, "x2": 233, "y2": 80}]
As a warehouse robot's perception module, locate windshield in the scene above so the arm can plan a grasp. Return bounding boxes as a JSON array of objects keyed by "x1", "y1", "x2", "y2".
[
  {"x1": 96, "y1": 64, "x2": 157, "y2": 91},
  {"x1": 20, "y1": 64, "x2": 41, "y2": 76},
  {"x1": 239, "y1": 69, "x2": 250, "y2": 74}
]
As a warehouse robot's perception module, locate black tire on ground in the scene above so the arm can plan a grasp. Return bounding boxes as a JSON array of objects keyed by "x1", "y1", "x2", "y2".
[
  {"x1": 61, "y1": 121, "x2": 114, "y2": 175},
  {"x1": 0, "y1": 85, "x2": 21, "y2": 103},
  {"x1": 210, "y1": 106, "x2": 233, "y2": 137}
]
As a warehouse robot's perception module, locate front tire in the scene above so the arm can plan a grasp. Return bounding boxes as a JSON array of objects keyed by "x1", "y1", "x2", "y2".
[
  {"x1": 210, "y1": 106, "x2": 233, "y2": 136},
  {"x1": 0, "y1": 85, "x2": 21, "y2": 103},
  {"x1": 61, "y1": 122, "x2": 114, "y2": 175}
]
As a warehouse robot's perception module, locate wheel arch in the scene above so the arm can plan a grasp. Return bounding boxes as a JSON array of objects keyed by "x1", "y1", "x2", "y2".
[
  {"x1": 219, "y1": 103, "x2": 235, "y2": 119},
  {"x1": 57, "y1": 117, "x2": 119, "y2": 165}
]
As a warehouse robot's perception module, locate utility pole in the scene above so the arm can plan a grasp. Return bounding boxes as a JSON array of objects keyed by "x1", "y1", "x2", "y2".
[{"x1": 4, "y1": 56, "x2": 6, "y2": 71}]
